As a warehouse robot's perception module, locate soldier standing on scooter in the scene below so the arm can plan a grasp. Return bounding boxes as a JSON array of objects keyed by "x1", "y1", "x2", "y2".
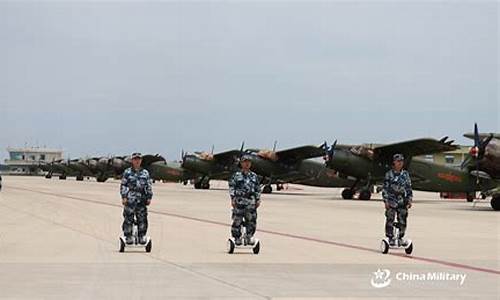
[
  {"x1": 382, "y1": 153, "x2": 413, "y2": 246},
  {"x1": 120, "y1": 153, "x2": 153, "y2": 245},
  {"x1": 228, "y1": 155, "x2": 261, "y2": 246}
]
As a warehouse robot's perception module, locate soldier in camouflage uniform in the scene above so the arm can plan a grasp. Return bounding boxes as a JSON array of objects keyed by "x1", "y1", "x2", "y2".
[
  {"x1": 120, "y1": 153, "x2": 153, "y2": 245},
  {"x1": 382, "y1": 153, "x2": 413, "y2": 246},
  {"x1": 229, "y1": 155, "x2": 261, "y2": 246}
]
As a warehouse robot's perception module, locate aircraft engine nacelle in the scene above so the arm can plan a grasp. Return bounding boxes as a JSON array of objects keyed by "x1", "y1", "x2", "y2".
[
  {"x1": 249, "y1": 155, "x2": 284, "y2": 177},
  {"x1": 182, "y1": 156, "x2": 214, "y2": 174},
  {"x1": 327, "y1": 149, "x2": 375, "y2": 180}
]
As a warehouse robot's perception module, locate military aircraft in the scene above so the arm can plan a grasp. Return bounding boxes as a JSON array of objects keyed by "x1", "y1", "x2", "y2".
[
  {"x1": 40, "y1": 159, "x2": 77, "y2": 180},
  {"x1": 85, "y1": 156, "x2": 130, "y2": 182},
  {"x1": 461, "y1": 123, "x2": 500, "y2": 210},
  {"x1": 324, "y1": 137, "x2": 499, "y2": 206},
  {"x1": 463, "y1": 123, "x2": 500, "y2": 179},
  {"x1": 41, "y1": 155, "x2": 132, "y2": 182},
  {"x1": 242, "y1": 142, "x2": 355, "y2": 193},
  {"x1": 142, "y1": 154, "x2": 195, "y2": 183},
  {"x1": 89, "y1": 154, "x2": 181, "y2": 183},
  {"x1": 180, "y1": 146, "x2": 243, "y2": 189},
  {"x1": 66, "y1": 158, "x2": 95, "y2": 181}
]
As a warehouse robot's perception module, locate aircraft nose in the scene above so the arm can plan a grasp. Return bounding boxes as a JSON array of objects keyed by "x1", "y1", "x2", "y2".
[
  {"x1": 327, "y1": 149, "x2": 347, "y2": 168},
  {"x1": 112, "y1": 158, "x2": 123, "y2": 168}
]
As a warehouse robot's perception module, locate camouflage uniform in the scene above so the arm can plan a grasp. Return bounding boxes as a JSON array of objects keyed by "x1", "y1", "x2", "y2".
[
  {"x1": 382, "y1": 169, "x2": 413, "y2": 239},
  {"x1": 120, "y1": 167, "x2": 153, "y2": 238},
  {"x1": 229, "y1": 170, "x2": 261, "y2": 239}
]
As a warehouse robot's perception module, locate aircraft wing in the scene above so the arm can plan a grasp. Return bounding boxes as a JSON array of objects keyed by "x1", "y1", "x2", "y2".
[
  {"x1": 373, "y1": 138, "x2": 458, "y2": 162},
  {"x1": 141, "y1": 154, "x2": 166, "y2": 167},
  {"x1": 212, "y1": 150, "x2": 241, "y2": 163},
  {"x1": 275, "y1": 144, "x2": 326, "y2": 162},
  {"x1": 463, "y1": 133, "x2": 500, "y2": 140}
]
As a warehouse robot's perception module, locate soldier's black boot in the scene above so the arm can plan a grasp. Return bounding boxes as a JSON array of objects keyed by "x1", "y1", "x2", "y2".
[
  {"x1": 125, "y1": 236, "x2": 134, "y2": 245},
  {"x1": 139, "y1": 235, "x2": 147, "y2": 245},
  {"x1": 245, "y1": 235, "x2": 255, "y2": 246},
  {"x1": 234, "y1": 237, "x2": 242, "y2": 246}
]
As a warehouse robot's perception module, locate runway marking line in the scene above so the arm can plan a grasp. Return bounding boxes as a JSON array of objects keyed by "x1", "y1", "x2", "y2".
[{"x1": 8, "y1": 186, "x2": 500, "y2": 276}]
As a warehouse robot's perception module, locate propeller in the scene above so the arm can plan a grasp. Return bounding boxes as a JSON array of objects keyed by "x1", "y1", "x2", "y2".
[
  {"x1": 321, "y1": 141, "x2": 328, "y2": 160},
  {"x1": 272, "y1": 140, "x2": 277, "y2": 152},
  {"x1": 325, "y1": 140, "x2": 338, "y2": 161},
  {"x1": 467, "y1": 123, "x2": 494, "y2": 186},
  {"x1": 239, "y1": 141, "x2": 245, "y2": 158},
  {"x1": 180, "y1": 149, "x2": 189, "y2": 166},
  {"x1": 469, "y1": 123, "x2": 493, "y2": 159}
]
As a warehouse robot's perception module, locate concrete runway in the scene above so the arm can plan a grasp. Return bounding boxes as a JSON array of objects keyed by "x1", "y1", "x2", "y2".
[{"x1": 0, "y1": 176, "x2": 498, "y2": 299}]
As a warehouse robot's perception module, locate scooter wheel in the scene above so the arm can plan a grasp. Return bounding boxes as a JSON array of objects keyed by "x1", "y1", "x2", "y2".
[
  {"x1": 252, "y1": 241, "x2": 260, "y2": 254},
  {"x1": 227, "y1": 239, "x2": 235, "y2": 254},
  {"x1": 405, "y1": 242, "x2": 413, "y2": 255},
  {"x1": 145, "y1": 239, "x2": 152, "y2": 253},
  {"x1": 380, "y1": 240, "x2": 389, "y2": 254},
  {"x1": 119, "y1": 238, "x2": 125, "y2": 253}
]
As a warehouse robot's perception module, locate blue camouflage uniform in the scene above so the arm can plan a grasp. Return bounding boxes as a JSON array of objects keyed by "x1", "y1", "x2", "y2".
[
  {"x1": 228, "y1": 170, "x2": 261, "y2": 239},
  {"x1": 120, "y1": 167, "x2": 153, "y2": 238},
  {"x1": 382, "y1": 169, "x2": 413, "y2": 239}
]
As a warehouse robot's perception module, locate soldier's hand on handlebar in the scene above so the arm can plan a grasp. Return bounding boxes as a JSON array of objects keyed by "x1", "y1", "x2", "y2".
[
  {"x1": 256, "y1": 201, "x2": 261, "y2": 208},
  {"x1": 407, "y1": 202, "x2": 412, "y2": 209},
  {"x1": 384, "y1": 202, "x2": 390, "y2": 210},
  {"x1": 231, "y1": 199, "x2": 236, "y2": 208},
  {"x1": 146, "y1": 199, "x2": 151, "y2": 206}
]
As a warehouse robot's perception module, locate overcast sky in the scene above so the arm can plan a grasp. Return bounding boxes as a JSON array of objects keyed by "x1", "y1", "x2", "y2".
[{"x1": 1, "y1": 1, "x2": 498, "y2": 161}]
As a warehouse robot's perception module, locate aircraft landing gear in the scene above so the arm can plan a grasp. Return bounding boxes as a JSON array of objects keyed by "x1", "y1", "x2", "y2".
[
  {"x1": 358, "y1": 190, "x2": 372, "y2": 200},
  {"x1": 96, "y1": 176, "x2": 107, "y2": 183},
  {"x1": 276, "y1": 184, "x2": 284, "y2": 191},
  {"x1": 341, "y1": 188, "x2": 354, "y2": 199},
  {"x1": 491, "y1": 196, "x2": 500, "y2": 211},
  {"x1": 262, "y1": 185, "x2": 273, "y2": 194},
  {"x1": 194, "y1": 179, "x2": 210, "y2": 189},
  {"x1": 59, "y1": 174, "x2": 67, "y2": 180},
  {"x1": 45, "y1": 173, "x2": 52, "y2": 179},
  {"x1": 76, "y1": 175, "x2": 84, "y2": 181},
  {"x1": 466, "y1": 193, "x2": 475, "y2": 203}
]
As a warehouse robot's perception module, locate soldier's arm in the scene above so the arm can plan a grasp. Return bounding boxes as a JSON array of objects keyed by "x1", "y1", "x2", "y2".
[
  {"x1": 120, "y1": 171, "x2": 129, "y2": 203},
  {"x1": 382, "y1": 172, "x2": 392, "y2": 209},
  {"x1": 404, "y1": 172, "x2": 413, "y2": 204},
  {"x1": 228, "y1": 174, "x2": 236, "y2": 200},
  {"x1": 228, "y1": 174, "x2": 238, "y2": 208},
  {"x1": 145, "y1": 171, "x2": 153, "y2": 201},
  {"x1": 254, "y1": 176, "x2": 261, "y2": 202},
  {"x1": 382, "y1": 172, "x2": 390, "y2": 203}
]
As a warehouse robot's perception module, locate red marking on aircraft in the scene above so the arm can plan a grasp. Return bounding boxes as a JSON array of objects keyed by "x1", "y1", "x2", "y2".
[
  {"x1": 167, "y1": 169, "x2": 181, "y2": 176},
  {"x1": 325, "y1": 169, "x2": 338, "y2": 178},
  {"x1": 437, "y1": 173, "x2": 462, "y2": 183}
]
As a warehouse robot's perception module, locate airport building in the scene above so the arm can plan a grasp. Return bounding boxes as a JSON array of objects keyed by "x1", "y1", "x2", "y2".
[{"x1": 4, "y1": 147, "x2": 63, "y2": 175}]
